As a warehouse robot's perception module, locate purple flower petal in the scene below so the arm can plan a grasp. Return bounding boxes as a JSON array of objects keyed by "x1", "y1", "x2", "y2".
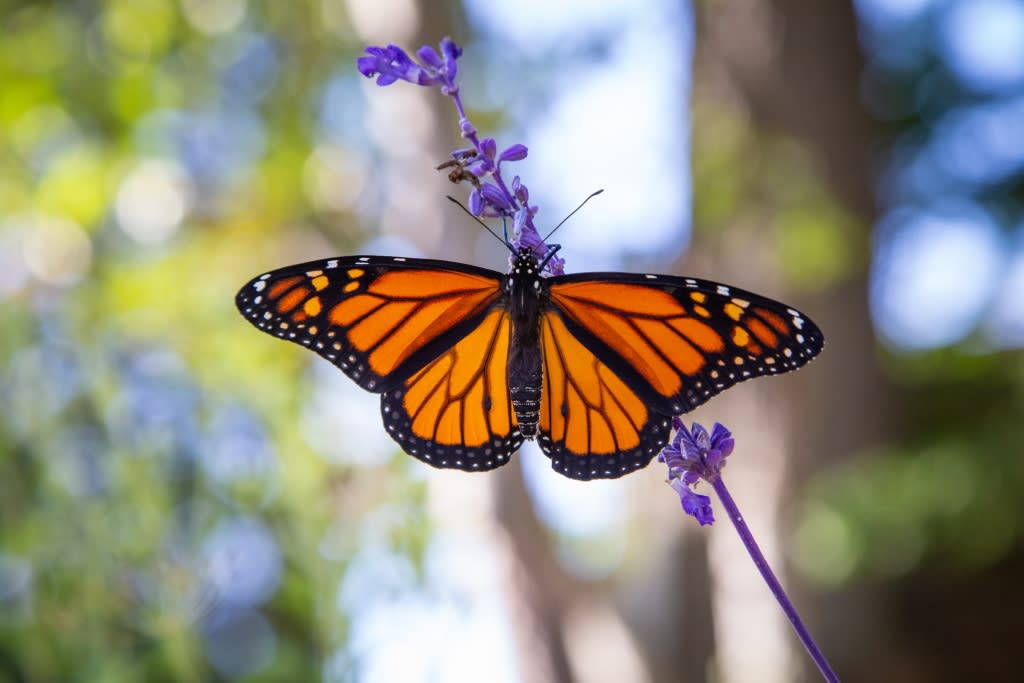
[
  {"x1": 417, "y1": 45, "x2": 442, "y2": 68},
  {"x1": 357, "y1": 44, "x2": 431, "y2": 86},
  {"x1": 479, "y1": 182, "x2": 510, "y2": 211},
  {"x1": 468, "y1": 188, "x2": 484, "y2": 216},
  {"x1": 512, "y1": 207, "x2": 528, "y2": 233},
  {"x1": 499, "y1": 144, "x2": 528, "y2": 163},
  {"x1": 480, "y1": 137, "x2": 497, "y2": 161},
  {"x1": 441, "y1": 38, "x2": 461, "y2": 79},
  {"x1": 683, "y1": 492, "x2": 715, "y2": 526},
  {"x1": 467, "y1": 160, "x2": 490, "y2": 176},
  {"x1": 515, "y1": 182, "x2": 529, "y2": 203},
  {"x1": 441, "y1": 38, "x2": 462, "y2": 61},
  {"x1": 680, "y1": 423, "x2": 710, "y2": 460},
  {"x1": 415, "y1": 72, "x2": 439, "y2": 86},
  {"x1": 356, "y1": 56, "x2": 379, "y2": 78},
  {"x1": 517, "y1": 223, "x2": 542, "y2": 249},
  {"x1": 710, "y1": 422, "x2": 735, "y2": 458},
  {"x1": 670, "y1": 480, "x2": 714, "y2": 526},
  {"x1": 660, "y1": 442, "x2": 684, "y2": 470},
  {"x1": 543, "y1": 251, "x2": 565, "y2": 276}
]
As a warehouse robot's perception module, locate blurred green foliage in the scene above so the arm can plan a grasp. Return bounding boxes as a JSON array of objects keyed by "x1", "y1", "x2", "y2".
[
  {"x1": 0, "y1": 1, "x2": 435, "y2": 680},
  {"x1": 793, "y1": 351, "x2": 1024, "y2": 585}
]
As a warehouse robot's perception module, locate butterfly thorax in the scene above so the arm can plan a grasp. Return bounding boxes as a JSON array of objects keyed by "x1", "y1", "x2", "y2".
[{"x1": 506, "y1": 249, "x2": 547, "y2": 439}]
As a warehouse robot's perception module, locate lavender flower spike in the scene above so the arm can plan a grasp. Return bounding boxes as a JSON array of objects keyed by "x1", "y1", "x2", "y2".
[
  {"x1": 357, "y1": 38, "x2": 564, "y2": 275},
  {"x1": 659, "y1": 418, "x2": 733, "y2": 523},
  {"x1": 357, "y1": 39, "x2": 461, "y2": 89},
  {"x1": 660, "y1": 421, "x2": 839, "y2": 681}
]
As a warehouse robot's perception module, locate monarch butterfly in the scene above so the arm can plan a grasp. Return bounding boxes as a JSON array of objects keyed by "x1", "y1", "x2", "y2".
[{"x1": 236, "y1": 247, "x2": 823, "y2": 480}]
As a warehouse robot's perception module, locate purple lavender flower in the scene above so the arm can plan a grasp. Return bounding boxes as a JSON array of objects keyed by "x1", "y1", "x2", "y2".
[
  {"x1": 660, "y1": 419, "x2": 734, "y2": 525},
  {"x1": 357, "y1": 38, "x2": 563, "y2": 275},
  {"x1": 357, "y1": 39, "x2": 461, "y2": 90},
  {"x1": 670, "y1": 479, "x2": 715, "y2": 525}
]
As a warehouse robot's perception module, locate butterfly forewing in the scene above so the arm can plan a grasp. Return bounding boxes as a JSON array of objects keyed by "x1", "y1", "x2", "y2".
[
  {"x1": 235, "y1": 256, "x2": 505, "y2": 393},
  {"x1": 545, "y1": 273, "x2": 825, "y2": 416}
]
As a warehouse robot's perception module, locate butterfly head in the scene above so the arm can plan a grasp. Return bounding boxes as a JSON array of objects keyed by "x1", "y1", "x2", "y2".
[
  {"x1": 507, "y1": 246, "x2": 546, "y2": 302},
  {"x1": 512, "y1": 246, "x2": 538, "y2": 270}
]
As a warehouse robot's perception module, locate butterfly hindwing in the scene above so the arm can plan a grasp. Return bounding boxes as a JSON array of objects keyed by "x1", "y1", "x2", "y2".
[
  {"x1": 235, "y1": 256, "x2": 505, "y2": 393},
  {"x1": 381, "y1": 309, "x2": 524, "y2": 472},
  {"x1": 537, "y1": 311, "x2": 672, "y2": 480},
  {"x1": 545, "y1": 273, "x2": 825, "y2": 416}
]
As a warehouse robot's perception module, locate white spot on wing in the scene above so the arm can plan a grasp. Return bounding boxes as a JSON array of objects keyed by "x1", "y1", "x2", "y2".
[
  {"x1": 327, "y1": 259, "x2": 339, "y2": 268},
  {"x1": 717, "y1": 285, "x2": 730, "y2": 295}
]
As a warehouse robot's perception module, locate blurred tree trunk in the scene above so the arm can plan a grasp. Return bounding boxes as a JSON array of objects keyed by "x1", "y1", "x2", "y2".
[{"x1": 691, "y1": 1, "x2": 892, "y2": 680}]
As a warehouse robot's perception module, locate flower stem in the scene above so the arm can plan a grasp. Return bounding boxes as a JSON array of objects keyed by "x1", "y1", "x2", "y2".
[
  {"x1": 444, "y1": 88, "x2": 543, "y2": 249},
  {"x1": 710, "y1": 476, "x2": 839, "y2": 682}
]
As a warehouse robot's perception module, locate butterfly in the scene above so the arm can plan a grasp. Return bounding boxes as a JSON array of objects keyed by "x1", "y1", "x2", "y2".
[{"x1": 235, "y1": 247, "x2": 823, "y2": 480}]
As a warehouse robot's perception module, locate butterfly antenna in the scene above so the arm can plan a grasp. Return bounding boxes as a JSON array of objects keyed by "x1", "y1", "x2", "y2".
[
  {"x1": 446, "y1": 196, "x2": 514, "y2": 252},
  {"x1": 542, "y1": 189, "x2": 604, "y2": 243}
]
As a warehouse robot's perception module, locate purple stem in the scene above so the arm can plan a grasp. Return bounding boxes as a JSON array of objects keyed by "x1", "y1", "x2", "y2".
[
  {"x1": 446, "y1": 89, "x2": 537, "y2": 233},
  {"x1": 710, "y1": 476, "x2": 839, "y2": 682}
]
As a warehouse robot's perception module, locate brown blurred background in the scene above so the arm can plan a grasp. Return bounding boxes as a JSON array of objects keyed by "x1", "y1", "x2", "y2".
[{"x1": 1, "y1": 0, "x2": 1022, "y2": 681}]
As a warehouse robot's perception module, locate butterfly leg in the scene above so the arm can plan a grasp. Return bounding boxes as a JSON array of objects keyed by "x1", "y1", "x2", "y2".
[{"x1": 538, "y1": 244, "x2": 562, "y2": 272}]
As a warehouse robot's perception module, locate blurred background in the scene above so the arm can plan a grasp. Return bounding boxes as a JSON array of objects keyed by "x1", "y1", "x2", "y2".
[{"x1": 1, "y1": 0, "x2": 1022, "y2": 681}]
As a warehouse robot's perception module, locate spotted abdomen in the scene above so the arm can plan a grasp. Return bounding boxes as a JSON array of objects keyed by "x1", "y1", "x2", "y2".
[
  {"x1": 508, "y1": 327, "x2": 543, "y2": 440},
  {"x1": 511, "y1": 383, "x2": 542, "y2": 439}
]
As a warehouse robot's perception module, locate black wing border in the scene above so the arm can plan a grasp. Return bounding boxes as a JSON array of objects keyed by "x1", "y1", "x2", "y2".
[{"x1": 236, "y1": 255, "x2": 507, "y2": 393}]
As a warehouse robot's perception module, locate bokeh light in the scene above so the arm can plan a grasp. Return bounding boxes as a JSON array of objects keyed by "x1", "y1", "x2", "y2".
[
  {"x1": 871, "y1": 204, "x2": 1006, "y2": 349},
  {"x1": 115, "y1": 159, "x2": 194, "y2": 244},
  {"x1": 939, "y1": 0, "x2": 1024, "y2": 93}
]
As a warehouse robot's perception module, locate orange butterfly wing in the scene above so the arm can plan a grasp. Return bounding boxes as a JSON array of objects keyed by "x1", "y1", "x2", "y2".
[
  {"x1": 381, "y1": 308, "x2": 524, "y2": 471},
  {"x1": 537, "y1": 273, "x2": 823, "y2": 479},
  {"x1": 538, "y1": 311, "x2": 672, "y2": 479},
  {"x1": 236, "y1": 256, "x2": 504, "y2": 392},
  {"x1": 238, "y1": 258, "x2": 824, "y2": 480}
]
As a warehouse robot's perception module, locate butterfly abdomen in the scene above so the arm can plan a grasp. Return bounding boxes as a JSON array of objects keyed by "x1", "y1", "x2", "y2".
[
  {"x1": 508, "y1": 333, "x2": 542, "y2": 439},
  {"x1": 507, "y1": 251, "x2": 546, "y2": 440}
]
